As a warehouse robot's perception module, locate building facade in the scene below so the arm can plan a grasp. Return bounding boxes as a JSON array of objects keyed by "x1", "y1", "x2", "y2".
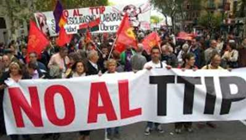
[{"x1": 0, "y1": 0, "x2": 35, "y2": 44}]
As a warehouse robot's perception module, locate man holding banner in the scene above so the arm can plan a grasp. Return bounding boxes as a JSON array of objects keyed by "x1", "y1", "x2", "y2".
[{"x1": 143, "y1": 46, "x2": 166, "y2": 136}]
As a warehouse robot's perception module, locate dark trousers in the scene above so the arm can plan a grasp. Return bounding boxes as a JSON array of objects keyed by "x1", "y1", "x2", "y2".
[
  {"x1": 10, "y1": 135, "x2": 31, "y2": 140},
  {"x1": 175, "y1": 122, "x2": 192, "y2": 129}
]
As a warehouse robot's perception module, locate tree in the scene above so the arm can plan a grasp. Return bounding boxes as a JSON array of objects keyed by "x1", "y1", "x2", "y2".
[
  {"x1": 151, "y1": 0, "x2": 182, "y2": 30},
  {"x1": 198, "y1": 12, "x2": 222, "y2": 30},
  {"x1": 2, "y1": 0, "x2": 34, "y2": 40},
  {"x1": 236, "y1": 0, "x2": 246, "y2": 17},
  {"x1": 150, "y1": 0, "x2": 202, "y2": 31},
  {"x1": 35, "y1": 0, "x2": 108, "y2": 12}
]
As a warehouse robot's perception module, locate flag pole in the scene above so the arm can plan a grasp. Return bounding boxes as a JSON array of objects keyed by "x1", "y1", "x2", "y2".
[
  {"x1": 86, "y1": 26, "x2": 103, "y2": 55},
  {"x1": 107, "y1": 35, "x2": 118, "y2": 60}
]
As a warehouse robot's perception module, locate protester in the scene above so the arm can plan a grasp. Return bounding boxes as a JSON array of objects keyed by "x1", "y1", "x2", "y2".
[
  {"x1": 0, "y1": 62, "x2": 32, "y2": 140},
  {"x1": 27, "y1": 62, "x2": 45, "y2": 79},
  {"x1": 112, "y1": 50, "x2": 124, "y2": 72},
  {"x1": 161, "y1": 44, "x2": 178, "y2": 68},
  {"x1": 177, "y1": 43, "x2": 189, "y2": 65},
  {"x1": 204, "y1": 40, "x2": 218, "y2": 64},
  {"x1": 85, "y1": 42, "x2": 95, "y2": 53},
  {"x1": 104, "y1": 59, "x2": 121, "y2": 139},
  {"x1": 202, "y1": 53, "x2": 224, "y2": 70},
  {"x1": 238, "y1": 38, "x2": 246, "y2": 67},
  {"x1": 188, "y1": 38, "x2": 203, "y2": 68},
  {"x1": 65, "y1": 52, "x2": 82, "y2": 78},
  {"x1": 222, "y1": 43, "x2": 239, "y2": 68},
  {"x1": 175, "y1": 53, "x2": 197, "y2": 134},
  {"x1": 86, "y1": 50, "x2": 101, "y2": 75},
  {"x1": 66, "y1": 60, "x2": 87, "y2": 78},
  {"x1": 17, "y1": 45, "x2": 27, "y2": 64},
  {"x1": 41, "y1": 44, "x2": 56, "y2": 66},
  {"x1": 66, "y1": 60, "x2": 89, "y2": 140},
  {"x1": 200, "y1": 52, "x2": 226, "y2": 129},
  {"x1": 29, "y1": 52, "x2": 47, "y2": 75},
  {"x1": 2, "y1": 55, "x2": 11, "y2": 73},
  {"x1": 8, "y1": 42, "x2": 18, "y2": 59},
  {"x1": 130, "y1": 44, "x2": 147, "y2": 71},
  {"x1": 98, "y1": 44, "x2": 109, "y2": 73},
  {"x1": 120, "y1": 45, "x2": 136, "y2": 71},
  {"x1": 48, "y1": 47, "x2": 70, "y2": 78},
  {"x1": 143, "y1": 46, "x2": 165, "y2": 136},
  {"x1": 216, "y1": 38, "x2": 224, "y2": 53}
]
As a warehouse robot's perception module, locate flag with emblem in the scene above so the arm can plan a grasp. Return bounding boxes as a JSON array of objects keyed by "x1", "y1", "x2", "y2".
[
  {"x1": 53, "y1": 0, "x2": 67, "y2": 33},
  {"x1": 115, "y1": 14, "x2": 137, "y2": 52},
  {"x1": 27, "y1": 21, "x2": 49, "y2": 62},
  {"x1": 142, "y1": 32, "x2": 161, "y2": 54}
]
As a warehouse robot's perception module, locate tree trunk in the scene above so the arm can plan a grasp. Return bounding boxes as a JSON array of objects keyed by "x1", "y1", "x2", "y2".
[
  {"x1": 244, "y1": 17, "x2": 246, "y2": 38},
  {"x1": 171, "y1": 16, "x2": 175, "y2": 32},
  {"x1": 164, "y1": 14, "x2": 169, "y2": 27}
]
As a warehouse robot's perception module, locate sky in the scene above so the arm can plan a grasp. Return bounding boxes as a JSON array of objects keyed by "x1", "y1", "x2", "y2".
[{"x1": 109, "y1": 0, "x2": 164, "y2": 18}]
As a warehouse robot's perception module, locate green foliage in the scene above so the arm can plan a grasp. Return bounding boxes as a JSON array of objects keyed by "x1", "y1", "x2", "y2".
[
  {"x1": 2, "y1": 0, "x2": 33, "y2": 39},
  {"x1": 150, "y1": 0, "x2": 202, "y2": 30},
  {"x1": 150, "y1": 0, "x2": 182, "y2": 17},
  {"x1": 236, "y1": 0, "x2": 246, "y2": 17},
  {"x1": 150, "y1": 0, "x2": 201, "y2": 17},
  {"x1": 35, "y1": 0, "x2": 109, "y2": 12},
  {"x1": 151, "y1": 16, "x2": 162, "y2": 24},
  {"x1": 198, "y1": 12, "x2": 222, "y2": 29}
]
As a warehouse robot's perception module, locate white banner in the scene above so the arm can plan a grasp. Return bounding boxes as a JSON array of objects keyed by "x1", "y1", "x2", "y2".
[
  {"x1": 3, "y1": 68, "x2": 246, "y2": 135},
  {"x1": 34, "y1": 3, "x2": 151, "y2": 36}
]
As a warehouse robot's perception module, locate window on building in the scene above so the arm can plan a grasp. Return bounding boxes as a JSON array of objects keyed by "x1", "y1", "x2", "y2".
[
  {"x1": 0, "y1": 18, "x2": 7, "y2": 29},
  {"x1": 187, "y1": 4, "x2": 190, "y2": 10}
]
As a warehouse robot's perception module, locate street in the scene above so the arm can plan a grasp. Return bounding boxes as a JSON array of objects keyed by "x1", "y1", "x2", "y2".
[{"x1": 1, "y1": 121, "x2": 246, "y2": 140}]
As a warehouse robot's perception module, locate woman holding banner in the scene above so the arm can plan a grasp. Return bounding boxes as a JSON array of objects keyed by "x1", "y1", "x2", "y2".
[
  {"x1": 104, "y1": 59, "x2": 121, "y2": 139},
  {"x1": 0, "y1": 62, "x2": 32, "y2": 140},
  {"x1": 66, "y1": 60, "x2": 90, "y2": 140},
  {"x1": 175, "y1": 53, "x2": 197, "y2": 134}
]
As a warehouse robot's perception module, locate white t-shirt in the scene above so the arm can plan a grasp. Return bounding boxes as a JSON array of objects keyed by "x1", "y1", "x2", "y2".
[{"x1": 144, "y1": 61, "x2": 166, "y2": 69}]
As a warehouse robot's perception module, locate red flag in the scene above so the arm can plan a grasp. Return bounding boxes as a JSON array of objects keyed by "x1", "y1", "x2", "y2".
[
  {"x1": 79, "y1": 18, "x2": 101, "y2": 29},
  {"x1": 115, "y1": 14, "x2": 137, "y2": 52},
  {"x1": 27, "y1": 21, "x2": 49, "y2": 62},
  {"x1": 176, "y1": 32, "x2": 194, "y2": 41},
  {"x1": 56, "y1": 27, "x2": 73, "y2": 47},
  {"x1": 142, "y1": 32, "x2": 161, "y2": 54},
  {"x1": 114, "y1": 42, "x2": 126, "y2": 53}
]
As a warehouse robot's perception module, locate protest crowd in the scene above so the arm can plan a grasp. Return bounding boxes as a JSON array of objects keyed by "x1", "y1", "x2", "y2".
[
  {"x1": 0, "y1": 25, "x2": 246, "y2": 140},
  {"x1": 0, "y1": 1, "x2": 246, "y2": 140}
]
